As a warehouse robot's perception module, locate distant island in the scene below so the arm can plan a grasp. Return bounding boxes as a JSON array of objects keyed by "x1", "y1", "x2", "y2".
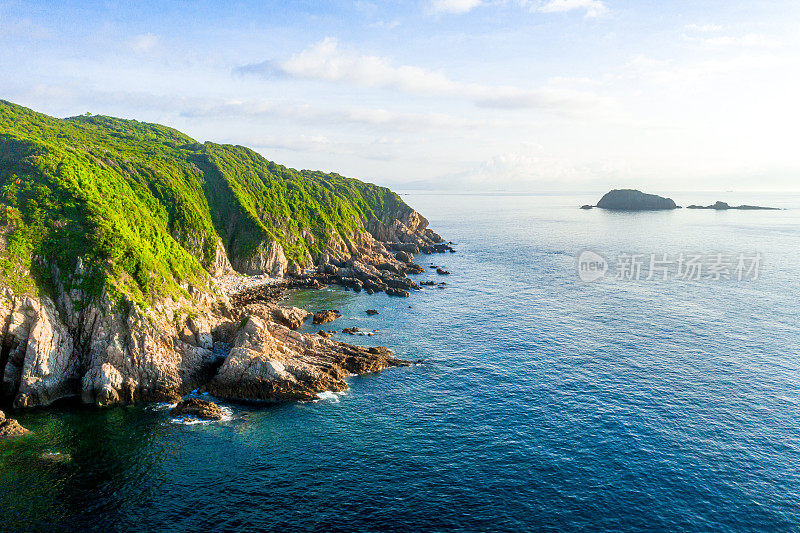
[
  {"x1": 686, "y1": 201, "x2": 779, "y2": 211},
  {"x1": 582, "y1": 189, "x2": 779, "y2": 211},
  {"x1": 586, "y1": 189, "x2": 678, "y2": 211}
]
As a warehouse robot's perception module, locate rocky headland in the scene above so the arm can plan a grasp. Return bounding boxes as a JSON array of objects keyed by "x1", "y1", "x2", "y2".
[{"x1": 0, "y1": 100, "x2": 454, "y2": 416}]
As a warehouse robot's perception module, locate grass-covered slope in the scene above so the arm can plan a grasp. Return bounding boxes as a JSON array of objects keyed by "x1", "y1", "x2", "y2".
[{"x1": 0, "y1": 100, "x2": 413, "y2": 307}]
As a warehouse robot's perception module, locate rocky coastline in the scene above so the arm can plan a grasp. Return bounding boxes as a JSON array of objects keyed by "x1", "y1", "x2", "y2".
[{"x1": 0, "y1": 205, "x2": 453, "y2": 427}]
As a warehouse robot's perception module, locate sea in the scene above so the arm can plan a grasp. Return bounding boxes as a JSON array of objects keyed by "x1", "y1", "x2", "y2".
[{"x1": 2, "y1": 192, "x2": 800, "y2": 532}]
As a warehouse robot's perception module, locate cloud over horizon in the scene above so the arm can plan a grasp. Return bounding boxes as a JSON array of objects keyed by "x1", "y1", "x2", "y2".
[
  {"x1": 537, "y1": 0, "x2": 607, "y2": 18},
  {"x1": 2, "y1": 0, "x2": 799, "y2": 191},
  {"x1": 236, "y1": 37, "x2": 610, "y2": 115}
]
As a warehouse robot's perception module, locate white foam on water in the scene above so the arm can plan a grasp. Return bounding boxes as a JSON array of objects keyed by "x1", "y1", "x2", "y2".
[
  {"x1": 168, "y1": 405, "x2": 234, "y2": 425},
  {"x1": 316, "y1": 390, "x2": 345, "y2": 403},
  {"x1": 149, "y1": 402, "x2": 179, "y2": 411}
]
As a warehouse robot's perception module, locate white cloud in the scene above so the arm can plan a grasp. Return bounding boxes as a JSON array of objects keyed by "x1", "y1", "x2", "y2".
[
  {"x1": 0, "y1": 17, "x2": 54, "y2": 40},
  {"x1": 237, "y1": 38, "x2": 611, "y2": 115},
  {"x1": 251, "y1": 37, "x2": 462, "y2": 94},
  {"x1": 243, "y1": 134, "x2": 404, "y2": 161},
  {"x1": 538, "y1": 0, "x2": 607, "y2": 18},
  {"x1": 685, "y1": 24, "x2": 724, "y2": 33},
  {"x1": 370, "y1": 20, "x2": 401, "y2": 29},
  {"x1": 430, "y1": 144, "x2": 627, "y2": 191},
  {"x1": 430, "y1": 0, "x2": 484, "y2": 14},
  {"x1": 130, "y1": 33, "x2": 160, "y2": 52},
  {"x1": 181, "y1": 98, "x2": 502, "y2": 131},
  {"x1": 700, "y1": 33, "x2": 780, "y2": 48}
]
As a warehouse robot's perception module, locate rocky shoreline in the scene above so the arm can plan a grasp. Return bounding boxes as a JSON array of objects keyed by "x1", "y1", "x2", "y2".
[{"x1": 0, "y1": 207, "x2": 454, "y2": 428}]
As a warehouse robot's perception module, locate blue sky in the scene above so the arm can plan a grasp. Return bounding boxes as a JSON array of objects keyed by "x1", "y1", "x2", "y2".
[{"x1": 2, "y1": 0, "x2": 799, "y2": 191}]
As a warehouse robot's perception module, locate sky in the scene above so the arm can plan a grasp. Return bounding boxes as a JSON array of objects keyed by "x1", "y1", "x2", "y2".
[{"x1": 1, "y1": 0, "x2": 799, "y2": 192}]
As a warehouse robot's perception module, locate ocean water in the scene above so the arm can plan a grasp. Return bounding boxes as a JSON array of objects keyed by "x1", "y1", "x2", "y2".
[{"x1": 3, "y1": 192, "x2": 800, "y2": 532}]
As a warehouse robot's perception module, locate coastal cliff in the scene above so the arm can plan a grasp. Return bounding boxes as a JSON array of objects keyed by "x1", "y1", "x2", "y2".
[{"x1": 0, "y1": 100, "x2": 445, "y2": 410}]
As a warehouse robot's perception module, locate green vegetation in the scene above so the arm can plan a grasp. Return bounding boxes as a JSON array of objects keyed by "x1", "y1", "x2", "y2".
[{"x1": 0, "y1": 100, "x2": 410, "y2": 307}]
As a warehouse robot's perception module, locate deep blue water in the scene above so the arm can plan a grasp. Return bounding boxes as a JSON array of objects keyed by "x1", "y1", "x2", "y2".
[{"x1": 3, "y1": 192, "x2": 800, "y2": 532}]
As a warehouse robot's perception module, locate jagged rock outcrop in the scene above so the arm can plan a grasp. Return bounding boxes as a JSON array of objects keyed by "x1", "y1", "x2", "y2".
[
  {"x1": 0, "y1": 275, "x2": 410, "y2": 409},
  {"x1": 208, "y1": 315, "x2": 406, "y2": 402}
]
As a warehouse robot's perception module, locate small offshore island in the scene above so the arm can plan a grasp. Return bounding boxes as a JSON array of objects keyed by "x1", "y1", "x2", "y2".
[
  {"x1": 0, "y1": 100, "x2": 454, "y2": 432},
  {"x1": 581, "y1": 189, "x2": 778, "y2": 211}
]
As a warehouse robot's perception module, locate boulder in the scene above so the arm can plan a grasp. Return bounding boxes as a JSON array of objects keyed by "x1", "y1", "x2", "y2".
[
  {"x1": 366, "y1": 309, "x2": 379, "y2": 316},
  {"x1": 436, "y1": 268, "x2": 450, "y2": 275},
  {"x1": 270, "y1": 307, "x2": 311, "y2": 330},
  {"x1": 386, "y1": 288, "x2": 410, "y2": 297},
  {"x1": 395, "y1": 251, "x2": 414, "y2": 263},
  {"x1": 170, "y1": 398, "x2": 225, "y2": 420},
  {"x1": 313, "y1": 310, "x2": 342, "y2": 325},
  {"x1": 0, "y1": 417, "x2": 30, "y2": 438}
]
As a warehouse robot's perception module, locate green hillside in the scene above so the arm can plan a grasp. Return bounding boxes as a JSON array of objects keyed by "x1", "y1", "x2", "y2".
[{"x1": 0, "y1": 100, "x2": 410, "y2": 307}]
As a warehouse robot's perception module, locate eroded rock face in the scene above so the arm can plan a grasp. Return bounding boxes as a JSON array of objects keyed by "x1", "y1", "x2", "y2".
[
  {"x1": 0, "y1": 279, "x2": 221, "y2": 409},
  {"x1": 170, "y1": 398, "x2": 224, "y2": 420},
  {"x1": 209, "y1": 316, "x2": 406, "y2": 402},
  {"x1": 232, "y1": 240, "x2": 288, "y2": 276}
]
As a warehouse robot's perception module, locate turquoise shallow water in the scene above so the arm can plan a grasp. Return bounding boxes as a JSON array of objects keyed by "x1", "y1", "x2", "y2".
[{"x1": 2, "y1": 192, "x2": 800, "y2": 532}]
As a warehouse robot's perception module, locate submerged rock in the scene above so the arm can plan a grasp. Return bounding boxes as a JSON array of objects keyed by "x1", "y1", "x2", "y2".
[
  {"x1": 312, "y1": 310, "x2": 342, "y2": 325},
  {"x1": 0, "y1": 413, "x2": 30, "y2": 438},
  {"x1": 170, "y1": 398, "x2": 225, "y2": 420},
  {"x1": 596, "y1": 189, "x2": 677, "y2": 211}
]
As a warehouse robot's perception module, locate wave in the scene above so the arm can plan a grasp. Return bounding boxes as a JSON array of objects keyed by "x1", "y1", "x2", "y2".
[
  {"x1": 316, "y1": 390, "x2": 346, "y2": 403},
  {"x1": 168, "y1": 405, "x2": 234, "y2": 425}
]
